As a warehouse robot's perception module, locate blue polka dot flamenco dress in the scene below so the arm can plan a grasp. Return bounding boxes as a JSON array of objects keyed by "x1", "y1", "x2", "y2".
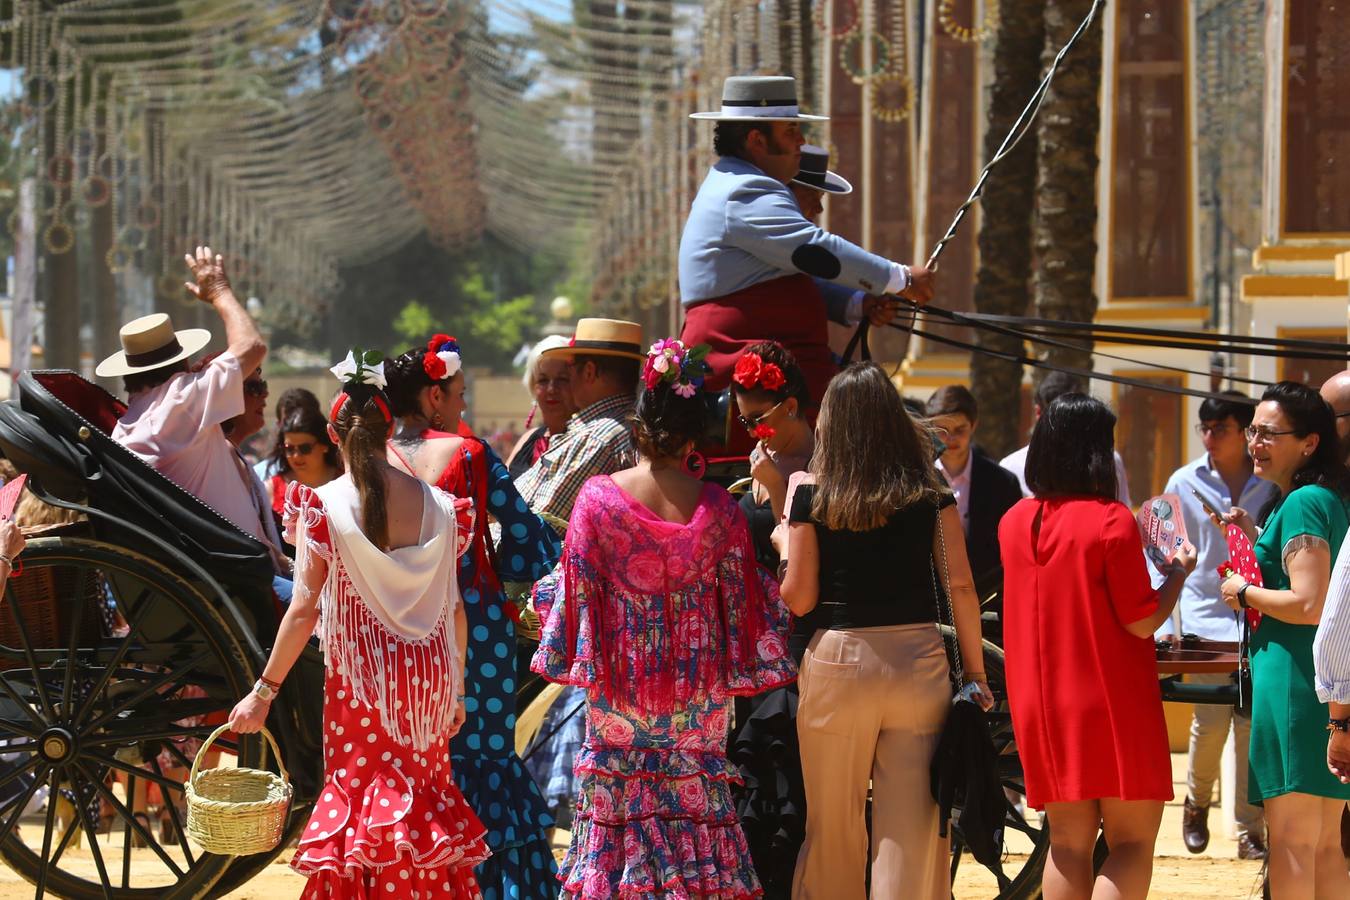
[{"x1": 436, "y1": 439, "x2": 562, "y2": 898}]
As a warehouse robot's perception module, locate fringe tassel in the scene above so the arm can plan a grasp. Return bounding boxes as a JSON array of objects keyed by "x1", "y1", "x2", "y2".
[{"x1": 321, "y1": 565, "x2": 459, "y2": 754}]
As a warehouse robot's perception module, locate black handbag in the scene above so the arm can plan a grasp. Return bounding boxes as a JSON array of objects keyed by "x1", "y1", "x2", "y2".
[{"x1": 928, "y1": 511, "x2": 1006, "y2": 869}]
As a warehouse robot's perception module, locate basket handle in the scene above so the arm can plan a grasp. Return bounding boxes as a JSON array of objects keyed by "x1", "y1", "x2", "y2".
[{"x1": 189, "y1": 723, "x2": 290, "y2": 788}]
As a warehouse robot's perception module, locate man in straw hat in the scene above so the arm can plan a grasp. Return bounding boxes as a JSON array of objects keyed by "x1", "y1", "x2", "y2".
[
  {"x1": 515, "y1": 317, "x2": 644, "y2": 530},
  {"x1": 100, "y1": 247, "x2": 287, "y2": 581},
  {"x1": 514, "y1": 317, "x2": 643, "y2": 832},
  {"x1": 680, "y1": 75, "x2": 934, "y2": 406}
]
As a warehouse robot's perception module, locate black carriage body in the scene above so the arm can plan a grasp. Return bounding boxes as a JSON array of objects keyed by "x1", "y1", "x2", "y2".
[{"x1": 0, "y1": 371, "x2": 325, "y2": 898}]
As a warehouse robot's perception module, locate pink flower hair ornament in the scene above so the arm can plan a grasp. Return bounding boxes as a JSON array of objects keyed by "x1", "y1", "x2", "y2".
[{"x1": 642, "y1": 338, "x2": 712, "y2": 398}]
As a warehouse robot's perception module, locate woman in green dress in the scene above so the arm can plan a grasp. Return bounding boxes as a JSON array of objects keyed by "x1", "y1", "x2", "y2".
[{"x1": 1219, "y1": 381, "x2": 1350, "y2": 898}]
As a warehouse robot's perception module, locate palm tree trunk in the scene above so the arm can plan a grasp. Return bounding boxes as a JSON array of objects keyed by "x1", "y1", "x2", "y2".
[
  {"x1": 1032, "y1": 0, "x2": 1103, "y2": 381},
  {"x1": 971, "y1": 0, "x2": 1045, "y2": 458}
]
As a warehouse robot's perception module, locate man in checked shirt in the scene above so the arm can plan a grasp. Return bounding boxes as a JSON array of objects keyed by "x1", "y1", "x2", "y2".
[{"x1": 514, "y1": 317, "x2": 643, "y2": 834}]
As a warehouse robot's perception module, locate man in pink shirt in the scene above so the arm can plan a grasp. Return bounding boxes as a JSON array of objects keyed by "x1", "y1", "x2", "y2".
[{"x1": 97, "y1": 247, "x2": 280, "y2": 567}]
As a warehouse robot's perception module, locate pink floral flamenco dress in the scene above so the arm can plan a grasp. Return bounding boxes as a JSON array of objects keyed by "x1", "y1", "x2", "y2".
[
  {"x1": 531, "y1": 475, "x2": 796, "y2": 898},
  {"x1": 284, "y1": 479, "x2": 492, "y2": 899}
]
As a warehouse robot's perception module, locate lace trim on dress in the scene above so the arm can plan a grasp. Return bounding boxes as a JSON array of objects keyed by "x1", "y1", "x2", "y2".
[{"x1": 1282, "y1": 533, "x2": 1330, "y2": 576}]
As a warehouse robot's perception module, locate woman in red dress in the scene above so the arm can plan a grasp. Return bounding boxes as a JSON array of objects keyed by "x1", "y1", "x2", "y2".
[
  {"x1": 999, "y1": 393, "x2": 1195, "y2": 900},
  {"x1": 382, "y1": 336, "x2": 561, "y2": 899},
  {"x1": 230, "y1": 352, "x2": 489, "y2": 898}
]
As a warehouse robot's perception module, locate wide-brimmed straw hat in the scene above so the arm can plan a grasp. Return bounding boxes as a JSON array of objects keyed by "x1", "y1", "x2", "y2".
[
  {"x1": 791, "y1": 145, "x2": 853, "y2": 194},
  {"x1": 690, "y1": 76, "x2": 829, "y2": 123},
  {"x1": 542, "y1": 318, "x2": 644, "y2": 362},
  {"x1": 95, "y1": 313, "x2": 212, "y2": 378}
]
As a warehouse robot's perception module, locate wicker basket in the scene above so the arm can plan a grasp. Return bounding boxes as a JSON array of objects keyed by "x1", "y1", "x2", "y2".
[{"x1": 184, "y1": 723, "x2": 292, "y2": 855}]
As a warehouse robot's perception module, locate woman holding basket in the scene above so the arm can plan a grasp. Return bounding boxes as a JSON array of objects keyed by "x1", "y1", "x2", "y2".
[{"x1": 229, "y1": 350, "x2": 489, "y2": 898}]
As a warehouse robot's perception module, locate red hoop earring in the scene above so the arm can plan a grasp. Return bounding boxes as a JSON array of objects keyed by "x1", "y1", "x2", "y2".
[{"x1": 681, "y1": 450, "x2": 706, "y2": 479}]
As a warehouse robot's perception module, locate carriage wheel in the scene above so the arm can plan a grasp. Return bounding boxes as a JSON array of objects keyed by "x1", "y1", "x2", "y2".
[{"x1": 0, "y1": 537, "x2": 277, "y2": 899}]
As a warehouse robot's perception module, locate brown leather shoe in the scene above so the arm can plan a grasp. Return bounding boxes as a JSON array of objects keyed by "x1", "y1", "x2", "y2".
[
  {"x1": 1182, "y1": 796, "x2": 1210, "y2": 854},
  {"x1": 1237, "y1": 832, "x2": 1268, "y2": 860}
]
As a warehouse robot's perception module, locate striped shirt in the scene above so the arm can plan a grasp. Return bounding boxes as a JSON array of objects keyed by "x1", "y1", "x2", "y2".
[
  {"x1": 514, "y1": 391, "x2": 634, "y2": 531},
  {"x1": 1315, "y1": 531, "x2": 1350, "y2": 704}
]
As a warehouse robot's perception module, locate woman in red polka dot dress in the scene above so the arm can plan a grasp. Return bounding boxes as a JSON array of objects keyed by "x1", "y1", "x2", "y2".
[{"x1": 230, "y1": 354, "x2": 490, "y2": 898}]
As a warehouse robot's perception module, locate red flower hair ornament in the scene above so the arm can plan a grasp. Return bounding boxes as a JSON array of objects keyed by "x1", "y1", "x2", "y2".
[
  {"x1": 733, "y1": 352, "x2": 786, "y2": 393},
  {"x1": 422, "y1": 334, "x2": 462, "y2": 381}
]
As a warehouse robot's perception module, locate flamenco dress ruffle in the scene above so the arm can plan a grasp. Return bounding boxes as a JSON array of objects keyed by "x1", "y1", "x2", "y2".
[
  {"x1": 561, "y1": 722, "x2": 765, "y2": 899},
  {"x1": 293, "y1": 762, "x2": 491, "y2": 899}
]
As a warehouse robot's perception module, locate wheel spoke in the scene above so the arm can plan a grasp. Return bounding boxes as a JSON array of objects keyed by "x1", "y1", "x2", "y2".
[
  {"x1": 82, "y1": 648, "x2": 211, "y2": 733},
  {"x1": 1, "y1": 581, "x2": 56, "y2": 719},
  {"x1": 121, "y1": 771, "x2": 135, "y2": 890},
  {"x1": 85, "y1": 723, "x2": 224, "y2": 748},
  {"x1": 44, "y1": 798, "x2": 82, "y2": 873},
  {"x1": 0, "y1": 761, "x2": 48, "y2": 848},
  {"x1": 75, "y1": 760, "x2": 184, "y2": 878},
  {"x1": 0, "y1": 671, "x2": 47, "y2": 733},
  {"x1": 83, "y1": 749, "x2": 186, "y2": 794},
  {"x1": 60, "y1": 565, "x2": 91, "y2": 715},
  {"x1": 34, "y1": 767, "x2": 60, "y2": 900},
  {"x1": 67, "y1": 765, "x2": 114, "y2": 900},
  {"x1": 150, "y1": 757, "x2": 195, "y2": 867},
  {"x1": 71, "y1": 587, "x2": 154, "y2": 729},
  {"x1": 0, "y1": 754, "x2": 42, "y2": 797}
]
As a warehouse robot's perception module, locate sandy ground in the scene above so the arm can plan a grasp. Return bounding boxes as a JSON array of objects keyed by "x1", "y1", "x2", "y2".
[{"x1": 0, "y1": 753, "x2": 1299, "y2": 898}]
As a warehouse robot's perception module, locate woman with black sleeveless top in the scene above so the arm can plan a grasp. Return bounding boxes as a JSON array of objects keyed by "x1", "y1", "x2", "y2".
[{"x1": 779, "y1": 362, "x2": 992, "y2": 900}]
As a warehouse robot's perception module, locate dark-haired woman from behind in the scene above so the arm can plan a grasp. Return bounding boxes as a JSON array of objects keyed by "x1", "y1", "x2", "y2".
[
  {"x1": 382, "y1": 334, "x2": 561, "y2": 900},
  {"x1": 780, "y1": 362, "x2": 993, "y2": 900},
  {"x1": 1216, "y1": 382, "x2": 1350, "y2": 898},
  {"x1": 531, "y1": 337, "x2": 795, "y2": 897},
  {"x1": 229, "y1": 351, "x2": 489, "y2": 897},
  {"x1": 1000, "y1": 393, "x2": 1195, "y2": 900}
]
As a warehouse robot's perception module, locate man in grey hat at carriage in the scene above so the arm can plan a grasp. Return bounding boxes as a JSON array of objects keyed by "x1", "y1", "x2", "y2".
[{"x1": 679, "y1": 75, "x2": 935, "y2": 407}]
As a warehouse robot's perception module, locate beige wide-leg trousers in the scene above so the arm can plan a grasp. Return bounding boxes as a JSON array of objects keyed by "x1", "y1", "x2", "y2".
[{"x1": 792, "y1": 623, "x2": 952, "y2": 900}]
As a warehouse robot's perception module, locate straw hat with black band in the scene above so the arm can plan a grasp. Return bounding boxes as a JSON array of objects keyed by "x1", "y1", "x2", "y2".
[
  {"x1": 96, "y1": 313, "x2": 213, "y2": 378},
  {"x1": 791, "y1": 145, "x2": 853, "y2": 195},
  {"x1": 689, "y1": 76, "x2": 829, "y2": 123},
  {"x1": 541, "y1": 318, "x2": 644, "y2": 362}
]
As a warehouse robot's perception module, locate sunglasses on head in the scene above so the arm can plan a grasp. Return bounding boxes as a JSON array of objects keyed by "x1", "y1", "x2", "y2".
[
  {"x1": 284, "y1": 441, "x2": 316, "y2": 457},
  {"x1": 243, "y1": 378, "x2": 268, "y2": 397},
  {"x1": 737, "y1": 400, "x2": 783, "y2": 432}
]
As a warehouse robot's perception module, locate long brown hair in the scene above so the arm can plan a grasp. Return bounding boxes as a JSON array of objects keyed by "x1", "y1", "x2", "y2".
[
  {"x1": 331, "y1": 390, "x2": 393, "y2": 550},
  {"x1": 811, "y1": 362, "x2": 949, "y2": 531}
]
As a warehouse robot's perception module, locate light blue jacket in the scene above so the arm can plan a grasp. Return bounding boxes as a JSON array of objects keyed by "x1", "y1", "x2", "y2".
[{"x1": 678, "y1": 156, "x2": 900, "y2": 307}]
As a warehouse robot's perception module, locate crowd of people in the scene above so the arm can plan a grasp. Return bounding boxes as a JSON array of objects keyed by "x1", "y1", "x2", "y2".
[{"x1": 23, "y1": 69, "x2": 1343, "y2": 900}]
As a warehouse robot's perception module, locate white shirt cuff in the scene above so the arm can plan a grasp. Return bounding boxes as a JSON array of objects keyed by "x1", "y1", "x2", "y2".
[
  {"x1": 884, "y1": 262, "x2": 910, "y2": 295},
  {"x1": 844, "y1": 291, "x2": 867, "y2": 326}
]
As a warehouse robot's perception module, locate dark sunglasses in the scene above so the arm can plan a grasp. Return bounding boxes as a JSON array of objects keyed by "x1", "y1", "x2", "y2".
[
  {"x1": 283, "y1": 442, "x2": 316, "y2": 456},
  {"x1": 243, "y1": 378, "x2": 268, "y2": 397},
  {"x1": 737, "y1": 400, "x2": 783, "y2": 432}
]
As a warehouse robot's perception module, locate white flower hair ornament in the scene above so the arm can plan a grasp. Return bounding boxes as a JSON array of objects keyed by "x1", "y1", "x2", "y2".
[
  {"x1": 330, "y1": 348, "x2": 387, "y2": 389},
  {"x1": 329, "y1": 347, "x2": 393, "y2": 431}
]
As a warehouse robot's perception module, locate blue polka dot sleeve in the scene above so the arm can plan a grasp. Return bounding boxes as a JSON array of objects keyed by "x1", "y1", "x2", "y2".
[{"x1": 486, "y1": 444, "x2": 562, "y2": 580}]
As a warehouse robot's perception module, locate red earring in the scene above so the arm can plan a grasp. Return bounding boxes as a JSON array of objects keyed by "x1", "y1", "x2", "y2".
[{"x1": 681, "y1": 450, "x2": 706, "y2": 479}]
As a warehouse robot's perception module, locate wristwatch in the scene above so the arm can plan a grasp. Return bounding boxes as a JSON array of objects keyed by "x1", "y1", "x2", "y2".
[
  {"x1": 252, "y1": 679, "x2": 278, "y2": 702},
  {"x1": 1236, "y1": 582, "x2": 1252, "y2": 609},
  {"x1": 1329, "y1": 717, "x2": 1350, "y2": 733}
]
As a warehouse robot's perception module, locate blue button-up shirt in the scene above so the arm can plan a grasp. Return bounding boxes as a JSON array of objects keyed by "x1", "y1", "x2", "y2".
[
  {"x1": 1153, "y1": 454, "x2": 1280, "y2": 641},
  {"x1": 678, "y1": 156, "x2": 901, "y2": 304}
]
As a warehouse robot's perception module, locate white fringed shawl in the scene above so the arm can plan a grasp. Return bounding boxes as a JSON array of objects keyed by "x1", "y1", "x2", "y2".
[{"x1": 295, "y1": 478, "x2": 465, "y2": 752}]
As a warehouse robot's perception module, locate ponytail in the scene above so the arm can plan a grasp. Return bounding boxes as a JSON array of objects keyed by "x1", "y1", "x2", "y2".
[{"x1": 332, "y1": 394, "x2": 392, "y2": 551}]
